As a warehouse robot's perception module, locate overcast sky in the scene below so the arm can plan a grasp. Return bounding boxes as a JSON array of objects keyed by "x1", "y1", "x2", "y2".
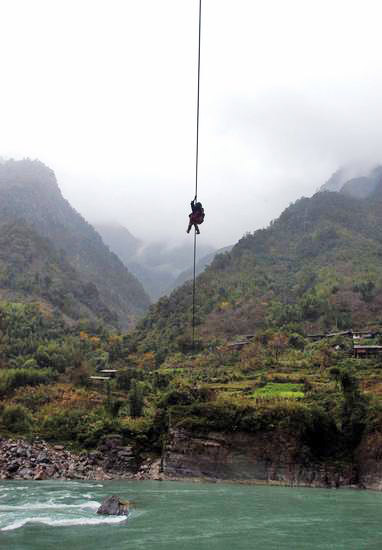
[{"x1": 1, "y1": 0, "x2": 382, "y2": 248}]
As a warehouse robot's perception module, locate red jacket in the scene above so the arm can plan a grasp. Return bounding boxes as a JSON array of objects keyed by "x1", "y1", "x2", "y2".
[
  {"x1": 190, "y1": 210, "x2": 205, "y2": 224},
  {"x1": 189, "y1": 199, "x2": 205, "y2": 224}
]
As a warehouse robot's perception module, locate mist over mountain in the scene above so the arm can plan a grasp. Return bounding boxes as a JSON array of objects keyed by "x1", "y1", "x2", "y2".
[
  {"x1": 169, "y1": 245, "x2": 233, "y2": 293},
  {"x1": 94, "y1": 223, "x2": 142, "y2": 262},
  {"x1": 0, "y1": 158, "x2": 150, "y2": 327},
  {"x1": 130, "y1": 186, "x2": 382, "y2": 355},
  {"x1": 95, "y1": 223, "x2": 216, "y2": 300},
  {"x1": 320, "y1": 164, "x2": 382, "y2": 198}
]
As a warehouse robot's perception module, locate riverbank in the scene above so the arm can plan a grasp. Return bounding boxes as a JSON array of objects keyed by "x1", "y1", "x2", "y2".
[
  {"x1": 2, "y1": 428, "x2": 382, "y2": 491},
  {"x1": 0, "y1": 437, "x2": 140, "y2": 481}
]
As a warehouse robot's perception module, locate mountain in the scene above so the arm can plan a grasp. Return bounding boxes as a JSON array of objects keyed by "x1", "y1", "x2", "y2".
[
  {"x1": 94, "y1": 223, "x2": 142, "y2": 262},
  {"x1": 129, "y1": 188, "x2": 382, "y2": 355},
  {"x1": 93, "y1": 223, "x2": 170, "y2": 299},
  {"x1": 321, "y1": 165, "x2": 382, "y2": 198},
  {"x1": 320, "y1": 166, "x2": 362, "y2": 192},
  {"x1": 0, "y1": 159, "x2": 150, "y2": 327},
  {"x1": 4, "y1": 167, "x2": 382, "y2": 484},
  {"x1": 340, "y1": 177, "x2": 378, "y2": 199},
  {"x1": 95, "y1": 223, "x2": 215, "y2": 300},
  {"x1": 0, "y1": 221, "x2": 117, "y2": 324},
  {"x1": 168, "y1": 245, "x2": 233, "y2": 292}
]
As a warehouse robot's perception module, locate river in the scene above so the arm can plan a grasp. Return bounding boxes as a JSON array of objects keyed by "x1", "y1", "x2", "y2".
[{"x1": 0, "y1": 480, "x2": 381, "y2": 549}]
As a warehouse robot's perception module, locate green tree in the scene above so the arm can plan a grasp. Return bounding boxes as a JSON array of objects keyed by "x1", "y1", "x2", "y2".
[
  {"x1": 329, "y1": 367, "x2": 368, "y2": 449},
  {"x1": 128, "y1": 379, "x2": 144, "y2": 418},
  {"x1": 2, "y1": 404, "x2": 32, "y2": 433},
  {"x1": 353, "y1": 281, "x2": 375, "y2": 303}
]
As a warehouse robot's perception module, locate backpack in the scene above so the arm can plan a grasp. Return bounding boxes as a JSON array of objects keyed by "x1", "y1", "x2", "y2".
[{"x1": 193, "y1": 208, "x2": 205, "y2": 224}]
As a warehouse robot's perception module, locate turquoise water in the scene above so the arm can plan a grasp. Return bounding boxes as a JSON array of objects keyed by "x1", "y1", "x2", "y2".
[{"x1": 1, "y1": 481, "x2": 382, "y2": 549}]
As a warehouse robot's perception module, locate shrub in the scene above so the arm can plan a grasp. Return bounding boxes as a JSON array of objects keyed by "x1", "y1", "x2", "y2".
[
  {"x1": 1, "y1": 404, "x2": 32, "y2": 433},
  {"x1": 128, "y1": 380, "x2": 145, "y2": 418},
  {"x1": 39, "y1": 408, "x2": 118, "y2": 447},
  {"x1": 35, "y1": 342, "x2": 70, "y2": 372},
  {"x1": 159, "y1": 384, "x2": 214, "y2": 408},
  {"x1": 12, "y1": 385, "x2": 51, "y2": 412},
  {"x1": 152, "y1": 370, "x2": 173, "y2": 390},
  {"x1": 288, "y1": 333, "x2": 305, "y2": 351},
  {"x1": 68, "y1": 361, "x2": 92, "y2": 387},
  {"x1": 116, "y1": 368, "x2": 143, "y2": 391},
  {"x1": 22, "y1": 358, "x2": 38, "y2": 369},
  {"x1": 0, "y1": 368, "x2": 55, "y2": 396}
]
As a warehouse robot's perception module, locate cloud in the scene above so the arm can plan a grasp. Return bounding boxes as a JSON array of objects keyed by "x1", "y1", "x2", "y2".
[{"x1": 2, "y1": 0, "x2": 382, "y2": 248}]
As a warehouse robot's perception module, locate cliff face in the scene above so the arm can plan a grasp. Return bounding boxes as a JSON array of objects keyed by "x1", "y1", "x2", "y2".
[
  {"x1": 356, "y1": 431, "x2": 382, "y2": 490},
  {"x1": 163, "y1": 429, "x2": 358, "y2": 488}
]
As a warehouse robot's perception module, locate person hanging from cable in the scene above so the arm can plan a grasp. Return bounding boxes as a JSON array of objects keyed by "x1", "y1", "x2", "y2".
[{"x1": 187, "y1": 195, "x2": 205, "y2": 234}]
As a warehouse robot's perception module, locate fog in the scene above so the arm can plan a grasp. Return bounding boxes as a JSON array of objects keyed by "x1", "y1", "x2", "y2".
[{"x1": 1, "y1": 0, "x2": 382, "y2": 248}]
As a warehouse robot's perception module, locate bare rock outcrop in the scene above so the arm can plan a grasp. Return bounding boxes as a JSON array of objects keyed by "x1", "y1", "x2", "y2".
[
  {"x1": 0, "y1": 437, "x2": 138, "y2": 481},
  {"x1": 97, "y1": 495, "x2": 129, "y2": 516},
  {"x1": 162, "y1": 428, "x2": 357, "y2": 488}
]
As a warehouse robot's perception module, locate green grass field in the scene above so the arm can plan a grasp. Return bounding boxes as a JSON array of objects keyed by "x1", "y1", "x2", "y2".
[{"x1": 252, "y1": 382, "x2": 305, "y2": 399}]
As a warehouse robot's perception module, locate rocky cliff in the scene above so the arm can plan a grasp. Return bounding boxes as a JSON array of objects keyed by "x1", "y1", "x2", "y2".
[
  {"x1": 162, "y1": 428, "x2": 359, "y2": 488},
  {"x1": 4, "y1": 429, "x2": 382, "y2": 489},
  {"x1": 0, "y1": 436, "x2": 138, "y2": 481},
  {"x1": 355, "y1": 431, "x2": 382, "y2": 490}
]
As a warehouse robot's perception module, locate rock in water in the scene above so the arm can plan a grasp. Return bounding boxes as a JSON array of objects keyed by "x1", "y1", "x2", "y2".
[{"x1": 97, "y1": 495, "x2": 129, "y2": 516}]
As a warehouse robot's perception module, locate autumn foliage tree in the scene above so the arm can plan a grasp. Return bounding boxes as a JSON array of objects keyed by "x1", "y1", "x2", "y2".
[{"x1": 269, "y1": 332, "x2": 288, "y2": 360}]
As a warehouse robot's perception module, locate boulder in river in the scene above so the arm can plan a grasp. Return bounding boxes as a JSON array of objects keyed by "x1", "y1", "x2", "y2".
[{"x1": 97, "y1": 495, "x2": 129, "y2": 516}]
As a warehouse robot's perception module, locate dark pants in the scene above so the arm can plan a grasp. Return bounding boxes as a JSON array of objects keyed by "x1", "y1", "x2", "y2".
[
  {"x1": 187, "y1": 213, "x2": 202, "y2": 234},
  {"x1": 187, "y1": 221, "x2": 200, "y2": 234}
]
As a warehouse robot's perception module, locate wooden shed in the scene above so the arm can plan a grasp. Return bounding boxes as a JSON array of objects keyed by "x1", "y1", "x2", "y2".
[{"x1": 353, "y1": 345, "x2": 382, "y2": 358}]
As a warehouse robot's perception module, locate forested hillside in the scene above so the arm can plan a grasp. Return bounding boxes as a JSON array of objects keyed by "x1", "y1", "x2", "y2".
[
  {"x1": 0, "y1": 159, "x2": 150, "y2": 327},
  {"x1": 129, "y1": 189, "x2": 382, "y2": 356},
  {"x1": 3, "y1": 180, "x2": 382, "y2": 483},
  {"x1": 0, "y1": 221, "x2": 116, "y2": 324}
]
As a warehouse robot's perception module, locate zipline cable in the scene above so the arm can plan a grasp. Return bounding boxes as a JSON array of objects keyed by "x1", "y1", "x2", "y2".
[
  {"x1": 192, "y1": 0, "x2": 202, "y2": 349},
  {"x1": 194, "y1": 0, "x2": 202, "y2": 202},
  {"x1": 192, "y1": 229, "x2": 197, "y2": 347}
]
